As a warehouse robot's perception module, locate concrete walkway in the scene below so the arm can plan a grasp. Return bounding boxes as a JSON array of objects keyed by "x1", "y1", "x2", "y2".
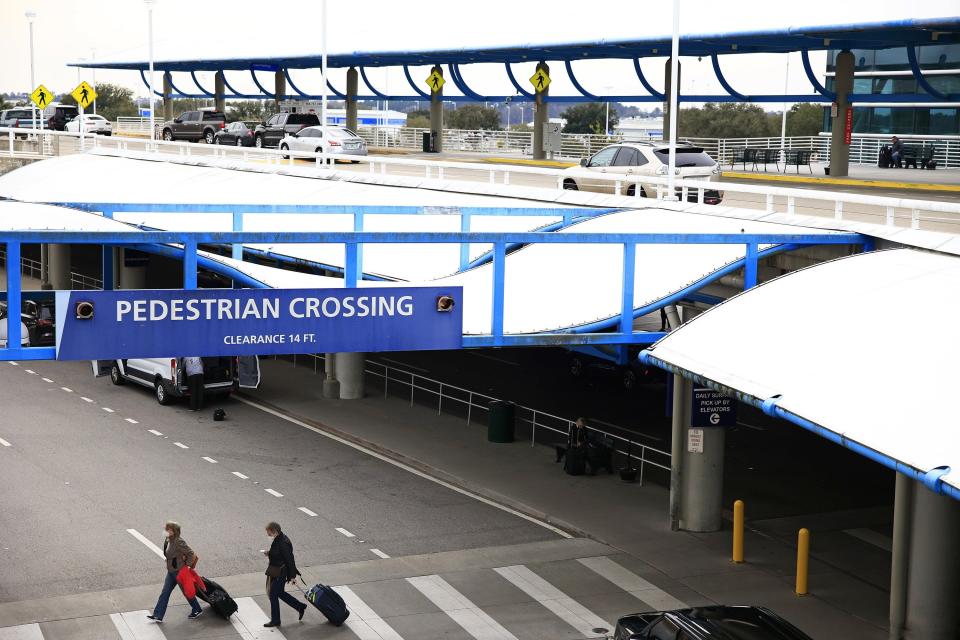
[{"x1": 240, "y1": 358, "x2": 892, "y2": 639}]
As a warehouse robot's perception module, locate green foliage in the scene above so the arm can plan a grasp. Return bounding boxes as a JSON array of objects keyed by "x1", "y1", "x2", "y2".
[
  {"x1": 228, "y1": 100, "x2": 271, "y2": 122},
  {"x1": 786, "y1": 103, "x2": 825, "y2": 137},
  {"x1": 57, "y1": 83, "x2": 138, "y2": 122},
  {"x1": 678, "y1": 103, "x2": 775, "y2": 139},
  {"x1": 445, "y1": 104, "x2": 501, "y2": 130},
  {"x1": 561, "y1": 103, "x2": 617, "y2": 135},
  {"x1": 407, "y1": 114, "x2": 430, "y2": 129}
]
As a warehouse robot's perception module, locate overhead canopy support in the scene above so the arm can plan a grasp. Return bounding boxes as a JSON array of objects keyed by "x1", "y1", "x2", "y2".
[
  {"x1": 403, "y1": 65, "x2": 431, "y2": 99},
  {"x1": 249, "y1": 69, "x2": 276, "y2": 98},
  {"x1": 908, "y1": 45, "x2": 950, "y2": 100},
  {"x1": 505, "y1": 63, "x2": 535, "y2": 99},
  {"x1": 801, "y1": 49, "x2": 836, "y2": 99},
  {"x1": 359, "y1": 67, "x2": 389, "y2": 99},
  {"x1": 633, "y1": 58, "x2": 665, "y2": 100},
  {"x1": 166, "y1": 73, "x2": 204, "y2": 99},
  {"x1": 710, "y1": 54, "x2": 747, "y2": 101},
  {"x1": 449, "y1": 64, "x2": 488, "y2": 101},
  {"x1": 220, "y1": 72, "x2": 248, "y2": 98},
  {"x1": 190, "y1": 71, "x2": 215, "y2": 97},
  {"x1": 140, "y1": 69, "x2": 164, "y2": 98},
  {"x1": 564, "y1": 60, "x2": 600, "y2": 100}
]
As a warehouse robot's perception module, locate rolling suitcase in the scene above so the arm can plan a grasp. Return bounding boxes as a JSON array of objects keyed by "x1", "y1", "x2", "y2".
[
  {"x1": 302, "y1": 582, "x2": 350, "y2": 626},
  {"x1": 197, "y1": 577, "x2": 238, "y2": 619},
  {"x1": 564, "y1": 445, "x2": 587, "y2": 476}
]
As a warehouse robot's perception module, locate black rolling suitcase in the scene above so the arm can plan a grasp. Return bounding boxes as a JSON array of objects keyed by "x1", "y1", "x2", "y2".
[
  {"x1": 197, "y1": 577, "x2": 238, "y2": 619},
  {"x1": 301, "y1": 582, "x2": 350, "y2": 626},
  {"x1": 564, "y1": 445, "x2": 587, "y2": 476}
]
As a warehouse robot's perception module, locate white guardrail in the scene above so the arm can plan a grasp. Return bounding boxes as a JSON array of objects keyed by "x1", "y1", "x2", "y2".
[{"x1": 3, "y1": 126, "x2": 960, "y2": 233}]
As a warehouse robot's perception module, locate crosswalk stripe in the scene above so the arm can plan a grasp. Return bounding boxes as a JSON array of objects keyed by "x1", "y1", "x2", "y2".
[
  {"x1": 0, "y1": 623, "x2": 44, "y2": 640},
  {"x1": 231, "y1": 597, "x2": 287, "y2": 639},
  {"x1": 109, "y1": 611, "x2": 166, "y2": 640},
  {"x1": 577, "y1": 556, "x2": 688, "y2": 611},
  {"x1": 493, "y1": 565, "x2": 611, "y2": 637},
  {"x1": 407, "y1": 575, "x2": 517, "y2": 640},
  {"x1": 334, "y1": 585, "x2": 405, "y2": 640}
]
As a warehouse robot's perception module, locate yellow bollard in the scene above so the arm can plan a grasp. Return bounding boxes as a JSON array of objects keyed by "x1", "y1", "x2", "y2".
[
  {"x1": 795, "y1": 528, "x2": 810, "y2": 596},
  {"x1": 732, "y1": 500, "x2": 745, "y2": 563}
]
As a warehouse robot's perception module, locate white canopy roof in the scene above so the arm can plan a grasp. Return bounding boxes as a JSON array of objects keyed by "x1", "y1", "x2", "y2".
[{"x1": 644, "y1": 248, "x2": 960, "y2": 495}]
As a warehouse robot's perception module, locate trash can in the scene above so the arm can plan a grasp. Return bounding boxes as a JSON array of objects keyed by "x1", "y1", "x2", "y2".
[
  {"x1": 422, "y1": 132, "x2": 433, "y2": 153},
  {"x1": 487, "y1": 400, "x2": 515, "y2": 443}
]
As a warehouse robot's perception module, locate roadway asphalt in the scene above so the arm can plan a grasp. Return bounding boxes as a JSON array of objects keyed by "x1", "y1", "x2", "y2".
[{"x1": 0, "y1": 359, "x2": 558, "y2": 603}]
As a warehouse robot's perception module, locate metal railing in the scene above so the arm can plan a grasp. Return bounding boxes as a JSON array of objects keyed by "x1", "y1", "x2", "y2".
[
  {"x1": 0, "y1": 248, "x2": 103, "y2": 290},
  {"x1": 114, "y1": 117, "x2": 153, "y2": 137},
  {"x1": 280, "y1": 352, "x2": 671, "y2": 484}
]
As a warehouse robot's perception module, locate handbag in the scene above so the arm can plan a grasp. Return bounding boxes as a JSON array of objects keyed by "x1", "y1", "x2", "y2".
[
  {"x1": 266, "y1": 564, "x2": 284, "y2": 579},
  {"x1": 176, "y1": 566, "x2": 203, "y2": 600}
]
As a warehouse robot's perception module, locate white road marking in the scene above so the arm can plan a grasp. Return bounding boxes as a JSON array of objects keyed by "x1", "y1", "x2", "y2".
[
  {"x1": 110, "y1": 611, "x2": 166, "y2": 640},
  {"x1": 80, "y1": 397, "x2": 94, "y2": 403},
  {"x1": 41, "y1": 377, "x2": 53, "y2": 383},
  {"x1": 334, "y1": 585, "x2": 405, "y2": 640},
  {"x1": 0, "y1": 437, "x2": 11, "y2": 447},
  {"x1": 264, "y1": 488, "x2": 284, "y2": 498},
  {"x1": 173, "y1": 442, "x2": 189, "y2": 449},
  {"x1": 125, "y1": 418, "x2": 139, "y2": 424},
  {"x1": 61, "y1": 387, "x2": 73, "y2": 393},
  {"x1": 298, "y1": 507, "x2": 318, "y2": 517},
  {"x1": 0, "y1": 623, "x2": 44, "y2": 640},
  {"x1": 102, "y1": 407, "x2": 115, "y2": 413},
  {"x1": 24, "y1": 369, "x2": 37, "y2": 375},
  {"x1": 8, "y1": 362, "x2": 18, "y2": 366},
  {"x1": 232, "y1": 471, "x2": 249, "y2": 479},
  {"x1": 148, "y1": 429, "x2": 163, "y2": 436},
  {"x1": 335, "y1": 527, "x2": 355, "y2": 538},
  {"x1": 126, "y1": 529, "x2": 165, "y2": 560},
  {"x1": 236, "y1": 396, "x2": 570, "y2": 539},
  {"x1": 231, "y1": 597, "x2": 288, "y2": 639},
  {"x1": 407, "y1": 575, "x2": 518, "y2": 640},
  {"x1": 843, "y1": 528, "x2": 893, "y2": 552},
  {"x1": 493, "y1": 565, "x2": 611, "y2": 636},
  {"x1": 202, "y1": 456, "x2": 218, "y2": 464},
  {"x1": 577, "y1": 556, "x2": 687, "y2": 610},
  {"x1": 370, "y1": 548, "x2": 390, "y2": 559}
]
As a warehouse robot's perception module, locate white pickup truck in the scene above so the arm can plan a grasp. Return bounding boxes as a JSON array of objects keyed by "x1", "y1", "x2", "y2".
[{"x1": 94, "y1": 356, "x2": 260, "y2": 405}]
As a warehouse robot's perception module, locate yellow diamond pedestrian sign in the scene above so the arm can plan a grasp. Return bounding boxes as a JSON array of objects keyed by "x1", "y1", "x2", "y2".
[
  {"x1": 529, "y1": 68, "x2": 551, "y2": 93},
  {"x1": 71, "y1": 81, "x2": 97, "y2": 109},
  {"x1": 425, "y1": 69, "x2": 445, "y2": 93},
  {"x1": 29, "y1": 84, "x2": 53, "y2": 109}
]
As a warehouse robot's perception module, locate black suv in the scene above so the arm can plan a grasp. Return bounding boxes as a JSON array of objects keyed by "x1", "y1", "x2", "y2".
[
  {"x1": 161, "y1": 110, "x2": 227, "y2": 144},
  {"x1": 615, "y1": 606, "x2": 813, "y2": 640},
  {"x1": 254, "y1": 112, "x2": 320, "y2": 148}
]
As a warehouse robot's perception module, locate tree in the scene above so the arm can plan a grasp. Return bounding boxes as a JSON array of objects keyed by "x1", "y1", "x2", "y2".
[
  {"x1": 228, "y1": 100, "x2": 271, "y2": 122},
  {"x1": 445, "y1": 104, "x2": 501, "y2": 130},
  {"x1": 678, "y1": 103, "x2": 775, "y2": 139},
  {"x1": 406, "y1": 108, "x2": 430, "y2": 129},
  {"x1": 561, "y1": 103, "x2": 617, "y2": 135},
  {"x1": 786, "y1": 103, "x2": 825, "y2": 137},
  {"x1": 57, "y1": 83, "x2": 138, "y2": 122}
]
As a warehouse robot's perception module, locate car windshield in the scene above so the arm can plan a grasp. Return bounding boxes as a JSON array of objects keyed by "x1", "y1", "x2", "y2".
[{"x1": 653, "y1": 148, "x2": 716, "y2": 167}]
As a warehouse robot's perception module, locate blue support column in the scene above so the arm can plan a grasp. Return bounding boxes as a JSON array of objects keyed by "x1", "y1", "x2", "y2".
[
  {"x1": 744, "y1": 243, "x2": 758, "y2": 290},
  {"x1": 491, "y1": 241, "x2": 506, "y2": 346},
  {"x1": 183, "y1": 241, "x2": 198, "y2": 290},
  {"x1": 101, "y1": 208, "x2": 114, "y2": 290},
  {"x1": 344, "y1": 243, "x2": 359, "y2": 288},
  {"x1": 353, "y1": 212, "x2": 364, "y2": 280},
  {"x1": 6, "y1": 242, "x2": 21, "y2": 349},
  {"x1": 232, "y1": 212, "x2": 243, "y2": 261},
  {"x1": 618, "y1": 242, "x2": 636, "y2": 364},
  {"x1": 459, "y1": 211, "x2": 471, "y2": 271}
]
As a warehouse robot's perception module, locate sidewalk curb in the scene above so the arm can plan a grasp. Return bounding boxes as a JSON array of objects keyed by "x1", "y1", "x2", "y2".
[{"x1": 237, "y1": 392, "x2": 597, "y2": 541}]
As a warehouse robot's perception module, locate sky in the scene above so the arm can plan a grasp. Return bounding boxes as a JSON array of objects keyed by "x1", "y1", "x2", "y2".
[{"x1": 1, "y1": 0, "x2": 957, "y2": 108}]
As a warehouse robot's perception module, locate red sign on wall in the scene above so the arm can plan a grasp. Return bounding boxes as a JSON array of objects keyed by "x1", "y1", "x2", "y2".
[{"x1": 843, "y1": 108, "x2": 853, "y2": 145}]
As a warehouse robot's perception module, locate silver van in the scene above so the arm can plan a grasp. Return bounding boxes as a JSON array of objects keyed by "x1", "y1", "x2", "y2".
[{"x1": 95, "y1": 356, "x2": 260, "y2": 405}]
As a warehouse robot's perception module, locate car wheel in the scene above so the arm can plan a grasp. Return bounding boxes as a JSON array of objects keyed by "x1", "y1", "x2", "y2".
[
  {"x1": 626, "y1": 184, "x2": 636, "y2": 197},
  {"x1": 563, "y1": 179, "x2": 579, "y2": 191},
  {"x1": 280, "y1": 143, "x2": 289, "y2": 160},
  {"x1": 622, "y1": 369, "x2": 638, "y2": 390},
  {"x1": 110, "y1": 363, "x2": 125, "y2": 386},
  {"x1": 155, "y1": 380, "x2": 173, "y2": 405},
  {"x1": 162, "y1": 129, "x2": 174, "y2": 142},
  {"x1": 570, "y1": 357, "x2": 584, "y2": 377},
  {"x1": 213, "y1": 136, "x2": 221, "y2": 145},
  {"x1": 639, "y1": 187, "x2": 649, "y2": 198},
  {"x1": 254, "y1": 135, "x2": 264, "y2": 148},
  {"x1": 204, "y1": 130, "x2": 215, "y2": 145}
]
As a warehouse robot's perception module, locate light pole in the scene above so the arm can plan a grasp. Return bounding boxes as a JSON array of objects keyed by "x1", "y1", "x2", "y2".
[
  {"x1": 320, "y1": 0, "x2": 327, "y2": 137},
  {"x1": 91, "y1": 48, "x2": 97, "y2": 114},
  {"x1": 25, "y1": 10, "x2": 37, "y2": 132},
  {"x1": 780, "y1": 52, "x2": 790, "y2": 163},
  {"x1": 144, "y1": 0, "x2": 156, "y2": 141},
  {"x1": 603, "y1": 85, "x2": 613, "y2": 136}
]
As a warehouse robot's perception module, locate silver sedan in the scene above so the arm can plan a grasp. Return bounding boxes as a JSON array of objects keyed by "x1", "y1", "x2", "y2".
[{"x1": 279, "y1": 125, "x2": 368, "y2": 161}]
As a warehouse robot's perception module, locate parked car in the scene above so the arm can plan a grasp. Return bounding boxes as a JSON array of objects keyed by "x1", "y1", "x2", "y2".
[
  {"x1": 254, "y1": 112, "x2": 320, "y2": 149},
  {"x1": 65, "y1": 113, "x2": 112, "y2": 136},
  {"x1": 0, "y1": 108, "x2": 36, "y2": 128},
  {"x1": 0, "y1": 304, "x2": 30, "y2": 348},
  {"x1": 160, "y1": 110, "x2": 227, "y2": 144},
  {"x1": 568, "y1": 346, "x2": 664, "y2": 390},
  {"x1": 102, "y1": 356, "x2": 260, "y2": 405},
  {"x1": 563, "y1": 142, "x2": 723, "y2": 204},
  {"x1": 615, "y1": 605, "x2": 813, "y2": 640},
  {"x1": 21, "y1": 299, "x2": 56, "y2": 346},
  {"x1": 214, "y1": 121, "x2": 257, "y2": 146},
  {"x1": 42, "y1": 103, "x2": 79, "y2": 131},
  {"x1": 279, "y1": 125, "x2": 368, "y2": 160}
]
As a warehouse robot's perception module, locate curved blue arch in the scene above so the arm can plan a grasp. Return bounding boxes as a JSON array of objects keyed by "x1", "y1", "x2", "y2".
[
  {"x1": 220, "y1": 72, "x2": 246, "y2": 97},
  {"x1": 359, "y1": 67, "x2": 389, "y2": 99},
  {"x1": 190, "y1": 71, "x2": 215, "y2": 97},
  {"x1": 564, "y1": 60, "x2": 599, "y2": 100},
  {"x1": 710, "y1": 54, "x2": 747, "y2": 101},
  {"x1": 801, "y1": 50, "x2": 835, "y2": 99},
  {"x1": 139, "y1": 69, "x2": 164, "y2": 97},
  {"x1": 326, "y1": 77, "x2": 347, "y2": 100},
  {"x1": 128, "y1": 243, "x2": 269, "y2": 289},
  {"x1": 505, "y1": 63, "x2": 535, "y2": 99},
  {"x1": 283, "y1": 68, "x2": 316, "y2": 98},
  {"x1": 403, "y1": 65, "x2": 431, "y2": 98},
  {"x1": 449, "y1": 64, "x2": 488, "y2": 101},
  {"x1": 166, "y1": 73, "x2": 204, "y2": 99},
  {"x1": 632, "y1": 58, "x2": 665, "y2": 100},
  {"x1": 907, "y1": 45, "x2": 949, "y2": 100},
  {"x1": 249, "y1": 69, "x2": 276, "y2": 98}
]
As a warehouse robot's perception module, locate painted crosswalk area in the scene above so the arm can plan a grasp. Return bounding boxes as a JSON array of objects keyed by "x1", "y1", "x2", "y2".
[{"x1": 0, "y1": 556, "x2": 692, "y2": 640}]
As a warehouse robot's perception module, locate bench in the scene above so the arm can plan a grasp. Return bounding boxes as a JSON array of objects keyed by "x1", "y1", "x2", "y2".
[
  {"x1": 902, "y1": 144, "x2": 937, "y2": 169},
  {"x1": 783, "y1": 149, "x2": 813, "y2": 174}
]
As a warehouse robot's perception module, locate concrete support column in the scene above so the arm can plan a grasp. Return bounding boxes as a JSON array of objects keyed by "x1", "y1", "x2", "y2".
[
  {"x1": 274, "y1": 70, "x2": 286, "y2": 112},
  {"x1": 532, "y1": 62, "x2": 550, "y2": 160},
  {"x1": 336, "y1": 352, "x2": 365, "y2": 400},
  {"x1": 214, "y1": 71, "x2": 226, "y2": 114},
  {"x1": 346, "y1": 68, "x2": 359, "y2": 133},
  {"x1": 118, "y1": 249, "x2": 147, "y2": 290},
  {"x1": 321, "y1": 353, "x2": 340, "y2": 399},
  {"x1": 903, "y1": 483, "x2": 960, "y2": 639},
  {"x1": 162, "y1": 72, "x2": 173, "y2": 122},
  {"x1": 828, "y1": 50, "x2": 854, "y2": 178},
  {"x1": 47, "y1": 244, "x2": 71, "y2": 290},
  {"x1": 429, "y1": 65, "x2": 443, "y2": 153},
  {"x1": 680, "y1": 421, "x2": 725, "y2": 532},
  {"x1": 669, "y1": 373, "x2": 690, "y2": 531},
  {"x1": 889, "y1": 473, "x2": 914, "y2": 640},
  {"x1": 662, "y1": 59, "x2": 681, "y2": 142}
]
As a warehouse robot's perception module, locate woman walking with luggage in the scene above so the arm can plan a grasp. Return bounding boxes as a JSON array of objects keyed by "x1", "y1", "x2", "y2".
[
  {"x1": 262, "y1": 521, "x2": 307, "y2": 628},
  {"x1": 147, "y1": 521, "x2": 204, "y2": 622}
]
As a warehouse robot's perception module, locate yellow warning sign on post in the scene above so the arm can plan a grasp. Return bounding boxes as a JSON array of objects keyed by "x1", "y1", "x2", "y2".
[
  {"x1": 71, "y1": 81, "x2": 97, "y2": 109},
  {"x1": 529, "y1": 68, "x2": 551, "y2": 93},
  {"x1": 29, "y1": 84, "x2": 53, "y2": 109},
  {"x1": 425, "y1": 69, "x2": 445, "y2": 93}
]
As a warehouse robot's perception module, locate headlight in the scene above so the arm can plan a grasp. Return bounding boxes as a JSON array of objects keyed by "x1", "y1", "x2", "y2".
[{"x1": 712, "y1": 163, "x2": 721, "y2": 175}]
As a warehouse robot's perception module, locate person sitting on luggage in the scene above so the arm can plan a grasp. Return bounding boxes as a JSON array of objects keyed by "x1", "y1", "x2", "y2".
[
  {"x1": 555, "y1": 417, "x2": 588, "y2": 463},
  {"x1": 262, "y1": 521, "x2": 307, "y2": 628},
  {"x1": 147, "y1": 521, "x2": 204, "y2": 622},
  {"x1": 890, "y1": 136, "x2": 904, "y2": 167}
]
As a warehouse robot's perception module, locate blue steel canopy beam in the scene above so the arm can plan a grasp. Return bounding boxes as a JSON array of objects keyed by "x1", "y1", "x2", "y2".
[
  {"x1": 710, "y1": 53, "x2": 747, "y2": 101},
  {"x1": 403, "y1": 65, "x2": 431, "y2": 98},
  {"x1": 166, "y1": 73, "x2": 205, "y2": 99},
  {"x1": 505, "y1": 63, "x2": 535, "y2": 98},
  {"x1": 633, "y1": 58, "x2": 665, "y2": 100},
  {"x1": 563, "y1": 60, "x2": 600, "y2": 100},
  {"x1": 140, "y1": 70, "x2": 164, "y2": 97},
  {"x1": 58, "y1": 202, "x2": 602, "y2": 217},
  {"x1": 190, "y1": 71, "x2": 215, "y2": 97},
  {"x1": 801, "y1": 49, "x2": 836, "y2": 99},
  {"x1": 907, "y1": 45, "x2": 950, "y2": 100},
  {"x1": 283, "y1": 68, "x2": 314, "y2": 98},
  {"x1": 326, "y1": 77, "x2": 347, "y2": 100},
  {"x1": 220, "y1": 72, "x2": 247, "y2": 97},
  {"x1": 358, "y1": 67, "x2": 389, "y2": 99},
  {"x1": 249, "y1": 69, "x2": 276, "y2": 97},
  {"x1": 449, "y1": 64, "x2": 488, "y2": 101}
]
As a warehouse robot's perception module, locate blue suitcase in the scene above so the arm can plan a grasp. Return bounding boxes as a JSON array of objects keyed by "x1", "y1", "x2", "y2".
[{"x1": 303, "y1": 583, "x2": 350, "y2": 626}]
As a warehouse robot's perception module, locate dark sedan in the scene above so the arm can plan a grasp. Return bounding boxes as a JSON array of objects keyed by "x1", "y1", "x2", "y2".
[
  {"x1": 615, "y1": 606, "x2": 814, "y2": 640},
  {"x1": 214, "y1": 121, "x2": 256, "y2": 147}
]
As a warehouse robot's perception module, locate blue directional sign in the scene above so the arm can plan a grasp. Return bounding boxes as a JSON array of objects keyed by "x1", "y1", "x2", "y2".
[
  {"x1": 690, "y1": 386, "x2": 737, "y2": 427},
  {"x1": 54, "y1": 287, "x2": 463, "y2": 360}
]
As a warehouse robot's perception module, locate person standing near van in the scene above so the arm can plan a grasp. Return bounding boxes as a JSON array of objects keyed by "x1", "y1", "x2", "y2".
[
  {"x1": 262, "y1": 522, "x2": 307, "y2": 627},
  {"x1": 184, "y1": 357, "x2": 204, "y2": 411},
  {"x1": 147, "y1": 521, "x2": 204, "y2": 622}
]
